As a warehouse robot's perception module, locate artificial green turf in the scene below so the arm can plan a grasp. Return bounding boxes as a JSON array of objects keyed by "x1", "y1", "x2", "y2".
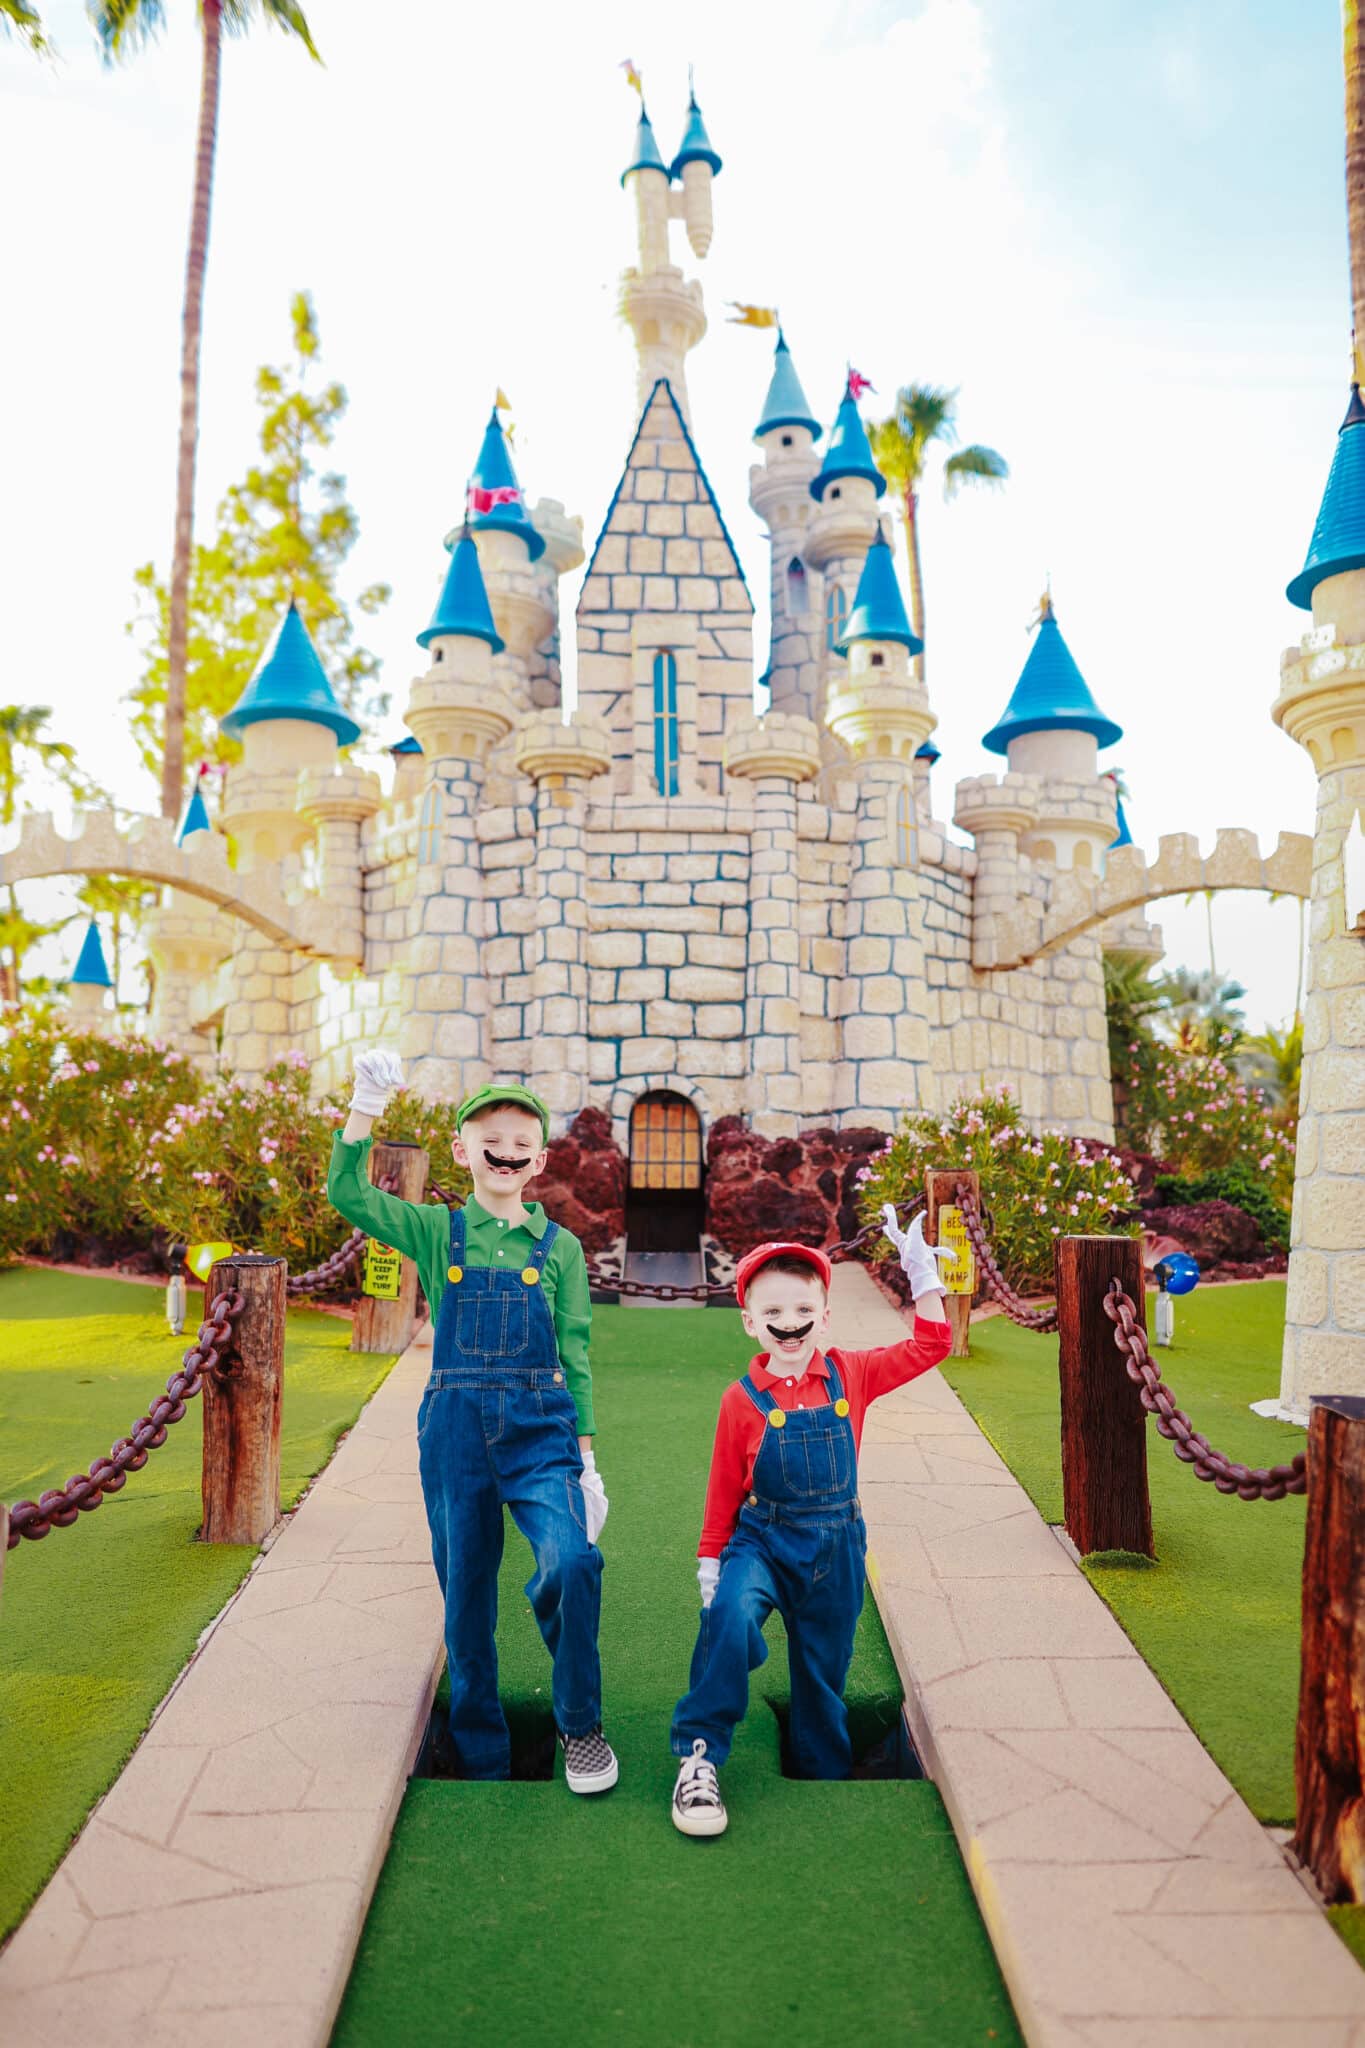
[
  {"x1": 0, "y1": 1264, "x2": 396, "y2": 1940},
  {"x1": 333, "y1": 1306, "x2": 1021, "y2": 2048},
  {"x1": 942, "y1": 1281, "x2": 1305, "y2": 1824}
]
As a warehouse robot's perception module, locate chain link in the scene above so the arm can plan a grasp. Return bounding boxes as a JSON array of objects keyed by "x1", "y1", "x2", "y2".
[
  {"x1": 6, "y1": 1288, "x2": 246, "y2": 1549},
  {"x1": 285, "y1": 1175, "x2": 399, "y2": 1298},
  {"x1": 958, "y1": 1195, "x2": 1060, "y2": 1331},
  {"x1": 1103, "y1": 1278, "x2": 1306, "y2": 1501}
]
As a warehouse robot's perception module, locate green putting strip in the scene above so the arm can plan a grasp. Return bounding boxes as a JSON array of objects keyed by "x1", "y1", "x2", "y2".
[
  {"x1": 942, "y1": 1281, "x2": 1305, "y2": 1825},
  {"x1": 333, "y1": 1306, "x2": 1021, "y2": 2048},
  {"x1": 0, "y1": 1265, "x2": 396, "y2": 1941}
]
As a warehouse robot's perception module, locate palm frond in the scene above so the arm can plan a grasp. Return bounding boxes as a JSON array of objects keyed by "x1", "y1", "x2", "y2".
[
  {"x1": 225, "y1": 0, "x2": 319, "y2": 58},
  {"x1": 895, "y1": 383, "x2": 958, "y2": 452},
  {"x1": 943, "y1": 444, "x2": 1009, "y2": 500},
  {"x1": 87, "y1": 0, "x2": 164, "y2": 60},
  {"x1": 0, "y1": 0, "x2": 49, "y2": 54}
]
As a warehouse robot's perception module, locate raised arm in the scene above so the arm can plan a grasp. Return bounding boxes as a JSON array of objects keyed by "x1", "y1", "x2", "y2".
[{"x1": 326, "y1": 1048, "x2": 431, "y2": 1264}]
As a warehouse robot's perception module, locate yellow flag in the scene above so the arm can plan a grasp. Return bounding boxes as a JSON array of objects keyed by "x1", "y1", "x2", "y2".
[
  {"x1": 726, "y1": 303, "x2": 780, "y2": 329},
  {"x1": 494, "y1": 387, "x2": 512, "y2": 412},
  {"x1": 619, "y1": 57, "x2": 642, "y2": 95}
]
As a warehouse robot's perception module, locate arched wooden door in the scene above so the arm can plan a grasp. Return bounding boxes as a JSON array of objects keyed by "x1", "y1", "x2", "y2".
[{"x1": 625, "y1": 1091, "x2": 706, "y2": 1253}]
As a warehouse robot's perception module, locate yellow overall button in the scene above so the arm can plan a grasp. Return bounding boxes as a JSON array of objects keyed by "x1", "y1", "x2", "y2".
[
  {"x1": 767, "y1": 1409, "x2": 786, "y2": 1429},
  {"x1": 447, "y1": 1264, "x2": 463, "y2": 1284},
  {"x1": 834, "y1": 1398, "x2": 850, "y2": 1417},
  {"x1": 522, "y1": 1266, "x2": 540, "y2": 1286}
]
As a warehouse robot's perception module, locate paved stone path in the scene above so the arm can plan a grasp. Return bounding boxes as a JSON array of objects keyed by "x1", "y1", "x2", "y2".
[{"x1": 838, "y1": 1264, "x2": 1365, "y2": 2048}]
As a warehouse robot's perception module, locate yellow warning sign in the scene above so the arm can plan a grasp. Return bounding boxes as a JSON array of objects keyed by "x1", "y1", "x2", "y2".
[
  {"x1": 363, "y1": 1240, "x2": 402, "y2": 1300},
  {"x1": 936, "y1": 1206, "x2": 976, "y2": 1295}
]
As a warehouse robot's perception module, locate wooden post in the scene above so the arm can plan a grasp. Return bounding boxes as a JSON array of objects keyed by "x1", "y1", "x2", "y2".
[
  {"x1": 201, "y1": 1254, "x2": 286, "y2": 1545},
  {"x1": 351, "y1": 1140, "x2": 429, "y2": 1356},
  {"x1": 925, "y1": 1168, "x2": 978, "y2": 1358},
  {"x1": 1294, "y1": 1394, "x2": 1365, "y2": 1902},
  {"x1": 1055, "y1": 1235, "x2": 1154, "y2": 1558}
]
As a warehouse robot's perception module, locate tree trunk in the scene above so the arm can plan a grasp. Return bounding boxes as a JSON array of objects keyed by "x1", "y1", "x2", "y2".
[
  {"x1": 200, "y1": 1253, "x2": 285, "y2": 1544},
  {"x1": 351, "y1": 1141, "x2": 430, "y2": 1355},
  {"x1": 904, "y1": 485, "x2": 926, "y2": 685},
  {"x1": 1055, "y1": 1235, "x2": 1154, "y2": 1558},
  {"x1": 1348, "y1": 0, "x2": 1365, "y2": 377},
  {"x1": 161, "y1": 0, "x2": 223, "y2": 822},
  {"x1": 1294, "y1": 1393, "x2": 1365, "y2": 1902}
]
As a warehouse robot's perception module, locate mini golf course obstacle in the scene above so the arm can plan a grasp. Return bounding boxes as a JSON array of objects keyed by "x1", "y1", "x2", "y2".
[{"x1": 1296, "y1": 1395, "x2": 1365, "y2": 1905}]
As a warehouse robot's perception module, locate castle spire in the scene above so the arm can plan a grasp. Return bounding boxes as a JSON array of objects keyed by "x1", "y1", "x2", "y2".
[
  {"x1": 837, "y1": 528, "x2": 922, "y2": 653},
  {"x1": 1287, "y1": 383, "x2": 1365, "y2": 608},
  {"x1": 754, "y1": 331, "x2": 822, "y2": 443},
  {"x1": 810, "y1": 377, "x2": 887, "y2": 502},
  {"x1": 70, "y1": 919, "x2": 113, "y2": 988},
  {"x1": 621, "y1": 103, "x2": 669, "y2": 185},
  {"x1": 418, "y1": 528, "x2": 506, "y2": 652},
  {"x1": 464, "y1": 406, "x2": 545, "y2": 562},
  {"x1": 220, "y1": 602, "x2": 361, "y2": 746},
  {"x1": 982, "y1": 598, "x2": 1122, "y2": 754}
]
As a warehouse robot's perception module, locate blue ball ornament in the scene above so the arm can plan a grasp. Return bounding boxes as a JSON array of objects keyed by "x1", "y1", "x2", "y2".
[{"x1": 1154, "y1": 1252, "x2": 1199, "y2": 1296}]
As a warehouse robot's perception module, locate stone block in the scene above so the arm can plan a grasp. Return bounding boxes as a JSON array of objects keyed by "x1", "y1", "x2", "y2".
[
  {"x1": 1304, "y1": 1176, "x2": 1365, "y2": 1250},
  {"x1": 670, "y1": 964, "x2": 747, "y2": 1001},
  {"x1": 645, "y1": 931, "x2": 686, "y2": 965},
  {"x1": 590, "y1": 1002, "x2": 642, "y2": 1036},
  {"x1": 695, "y1": 1004, "x2": 745, "y2": 1039},
  {"x1": 587, "y1": 930, "x2": 644, "y2": 969},
  {"x1": 618, "y1": 1036, "x2": 674, "y2": 1075},
  {"x1": 643, "y1": 578, "x2": 678, "y2": 611},
  {"x1": 617, "y1": 969, "x2": 666, "y2": 999},
  {"x1": 645, "y1": 999, "x2": 695, "y2": 1037},
  {"x1": 1294, "y1": 1327, "x2": 1365, "y2": 1396},
  {"x1": 845, "y1": 1015, "x2": 895, "y2": 1059}
]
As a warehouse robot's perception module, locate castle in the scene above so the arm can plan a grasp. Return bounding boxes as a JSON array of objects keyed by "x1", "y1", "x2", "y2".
[{"x1": 35, "y1": 87, "x2": 1317, "y2": 1262}]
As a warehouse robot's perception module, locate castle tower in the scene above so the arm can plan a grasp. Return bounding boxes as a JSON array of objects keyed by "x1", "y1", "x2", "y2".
[
  {"x1": 618, "y1": 97, "x2": 714, "y2": 424},
  {"x1": 1275, "y1": 382, "x2": 1365, "y2": 1417},
  {"x1": 453, "y1": 406, "x2": 554, "y2": 714},
  {"x1": 824, "y1": 531, "x2": 936, "y2": 1122},
  {"x1": 143, "y1": 781, "x2": 232, "y2": 1066},
  {"x1": 748, "y1": 331, "x2": 826, "y2": 723},
  {"x1": 525, "y1": 498, "x2": 586, "y2": 712},
  {"x1": 803, "y1": 378, "x2": 886, "y2": 743},
  {"x1": 402, "y1": 529, "x2": 511, "y2": 1099},
  {"x1": 66, "y1": 918, "x2": 113, "y2": 1029},
  {"x1": 576, "y1": 378, "x2": 753, "y2": 798},
  {"x1": 980, "y1": 595, "x2": 1121, "y2": 871},
  {"x1": 218, "y1": 603, "x2": 363, "y2": 1080}
]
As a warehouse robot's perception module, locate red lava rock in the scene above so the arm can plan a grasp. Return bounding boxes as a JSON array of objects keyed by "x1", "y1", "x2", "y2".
[
  {"x1": 1140, "y1": 1199, "x2": 1262, "y2": 1270},
  {"x1": 526, "y1": 1109, "x2": 626, "y2": 1254},
  {"x1": 704, "y1": 1121, "x2": 891, "y2": 1255}
]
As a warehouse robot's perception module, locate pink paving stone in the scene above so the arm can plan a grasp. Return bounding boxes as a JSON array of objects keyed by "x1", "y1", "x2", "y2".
[
  {"x1": 0, "y1": 1960, "x2": 176, "y2": 2030},
  {"x1": 92, "y1": 1740, "x2": 207, "y2": 1848},
  {"x1": 922, "y1": 1659, "x2": 1071, "y2": 1731},
  {"x1": 63, "y1": 1820, "x2": 246, "y2": 1919},
  {"x1": 1050, "y1": 1655, "x2": 1186, "y2": 1730},
  {"x1": 975, "y1": 1782, "x2": 1188, "y2": 1866},
  {"x1": 171, "y1": 1809, "x2": 377, "y2": 1887},
  {"x1": 184, "y1": 1724, "x2": 316, "y2": 1817},
  {"x1": 923, "y1": 1507, "x2": 1077, "y2": 1579},
  {"x1": 995, "y1": 1729, "x2": 1221, "y2": 1854},
  {"x1": 0, "y1": 1872, "x2": 90, "y2": 1989},
  {"x1": 932, "y1": 1727, "x2": 1071, "y2": 1825},
  {"x1": 947, "y1": 1574, "x2": 1124, "y2": 1661},
  {"x1": 230, "y1": 1593, "x2": 410, "y2": 1673},
  {"x1": 69, "y1": 1879, "x2": 363, "y2": 2008}
]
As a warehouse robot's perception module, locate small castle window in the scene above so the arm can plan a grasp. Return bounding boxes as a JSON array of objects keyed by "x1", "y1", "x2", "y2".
[
  {"x1": 825, "y1": 583, "x2": 847, "y2": 652},
  {"x1": 781, "y1": 433, "x2": 793, "y2": 447},
  {"x1": 830, "y1": 486, "x2": 842, "y2": 499},
  {"x1": 653, "y1": 651, "x2": 679, "y2": 798},
  {"x1": 870, "y1": 651, "x2": 885, "y2": 668},
  {"x1": 893, "y1": 784, "x2": 917, "y2": 868},
  {"x1": 434, "y1": 647, "x2": 444, "y2": 663},
  {"x1": 417, "y1": 783, "x2": 442, "y2": 864}
]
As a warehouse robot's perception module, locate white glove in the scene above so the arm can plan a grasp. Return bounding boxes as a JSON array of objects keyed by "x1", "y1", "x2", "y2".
[
  {"x1": 882, "y1": 1206, "x2": 953, "y2": 1299},
  {"x1": 697, "y1": 1556, "x2": 720, "y2": 1609},
  {"x1": 580, "y1": 1447, "x2": 608, "y2": 1544},
  {"x1": 351, "y1": 1048, "x2": 404, "y2": 1117}
]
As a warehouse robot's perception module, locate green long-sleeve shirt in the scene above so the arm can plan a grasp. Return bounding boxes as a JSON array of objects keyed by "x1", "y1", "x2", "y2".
[{"x1": 326, "y1": 1133, "x2": 595, "y2": 1435}]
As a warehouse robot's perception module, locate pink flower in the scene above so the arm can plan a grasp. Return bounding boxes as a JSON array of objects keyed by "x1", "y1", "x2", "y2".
[
  {"x1": 268, "y1": 1176, "x2": 280, "y2": 1191},
  {"x1": 82, "y1": 1060, "x2": 99, "y2": 1074},
  {"x1": 3, "y1": 1193, "x2": 16, "y2": 1205},
  {"x1": 1259, "y1": 1154, "x2": 1274, "y2": 1170},
  {"x1": 61, "y1": 1154, "x2": 80, "y2": 1170}
]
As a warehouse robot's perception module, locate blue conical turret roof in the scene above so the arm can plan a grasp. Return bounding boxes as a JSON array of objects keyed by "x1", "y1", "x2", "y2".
[
  {"x1": 70, "y1": 919, "x2": 112, "y2": 989},
  {"x1": 175, "y1": 784, "x2": 212, "y2": 843},
  {"x1": 837, "y1": 529, "x2": 922, "y2": 653},
  {"x1": 755, "y1": 331, "x2": 822, "y2": 442},
  {"x1": 982, "y1": 598, "x2": 1122, "y2": 755},
  {"x1": 1287, "y1": 385, "x2": 1365, "y2": 609},
  {"x1": 810, "y1": 379, "x2": 886, "y2": 501},
  {"x1": 1110, "y1": 792, "x2": 1133, "y2": 848},
  {"x1": 220, "y1": 602, "x2": 361, "y2": 746},
  {"x1": 389, "y1": 735, "x2": 423, "y2": 755},
  {"x1": 464, "y1": 406, "x2": 545, "y2": 562},
  {"x1": 622, "y1": 105, "x2": 669, "y2": 185},
  {"x1": 670, "y1": 92, "x2": 721, "y2": 178},
  {"x1": 916, "y1": 740, "x2": 941, "y2": 764},
  {"x1": 417, "y1": 529, "x2": 506, "y2": 652}
]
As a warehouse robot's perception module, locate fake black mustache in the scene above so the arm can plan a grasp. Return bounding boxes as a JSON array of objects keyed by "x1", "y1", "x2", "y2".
[
  {"x1": 766, "y1": 1320, "x2": 814, "y2": 1342},
  {"x1": 483, "y1": 1150, "x2": 531, "y2": 1170}
]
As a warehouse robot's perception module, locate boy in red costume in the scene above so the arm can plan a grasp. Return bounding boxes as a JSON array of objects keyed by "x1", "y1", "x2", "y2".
[{"x1": 670, "y1": 1210, "x2": 951, "y2": 1835}]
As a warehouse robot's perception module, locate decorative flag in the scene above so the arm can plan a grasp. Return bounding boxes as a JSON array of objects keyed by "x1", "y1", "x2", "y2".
[
  {"x1": 466, "y1": 482, "x2": 523, "y2": 516},
  {"x1": 847, "y1": 367, "x2": 875, "y2": 400},
  {"x1": 620, "y1": 57, "x2": 643, "y2": 95},
  {"x1": 494, "y1": 388, "x2": 512, "y2": 412},
  {"x1": 726, "y1": 303, "x2": 779, "y2": 328}
]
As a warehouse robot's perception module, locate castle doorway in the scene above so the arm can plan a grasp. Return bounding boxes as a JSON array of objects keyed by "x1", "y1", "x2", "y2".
[{"x1": 625, "y1": 1091, "x2": 706, "y2": 1253}]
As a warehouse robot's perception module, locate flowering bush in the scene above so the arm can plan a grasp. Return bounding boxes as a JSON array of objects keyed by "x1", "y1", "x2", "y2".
[
  {"x1": 856, "y1": 1088, "x2": 1141, "y2": 1293},
  {"x1": 0, "y1": 1015, "x2": 205, "y2": 1263},
  {"x1": 1124, "y1": 1043, "x2": 1294, "y2": 1212}
]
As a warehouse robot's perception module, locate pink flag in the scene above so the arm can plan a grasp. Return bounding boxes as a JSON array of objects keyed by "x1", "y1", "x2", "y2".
[
  {"x1": 847, "y1": 367, "x2": 875, "y2": 400},
  {"x1": 466, "y1": 483, "x2": 523, "y2": 516}
]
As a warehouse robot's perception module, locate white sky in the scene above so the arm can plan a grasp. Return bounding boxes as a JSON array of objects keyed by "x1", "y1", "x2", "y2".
[{"x1": 0, "y1": 0, "x2": 1348, "y2": 1027}]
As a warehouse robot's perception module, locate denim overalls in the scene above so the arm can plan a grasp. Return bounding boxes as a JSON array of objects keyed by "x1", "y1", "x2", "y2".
[
  {"x1": 670, "y1": 1354, "x2": 868, "y2": 1779},
  {"x1": 417, "y1": 1203, "x2": 603, "y2": 1779}
]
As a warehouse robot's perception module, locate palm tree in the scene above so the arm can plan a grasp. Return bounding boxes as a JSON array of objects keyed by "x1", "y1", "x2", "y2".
[
  {"x1": 0, "y1": 706, "x2": 97, "y2": 1004},
  {"x1": 1237, "y1": 1017, "x2": 1304, "y2": 1121},
  {"x1": 1157, "y1": 967, "x2": 1247, "y2": 1057},
  {"x1": 90, "y1": 0, "x2": 320, "y2": 822},
  {"x1": 868, "y1": 385, "x2": 1007, "y2": 679},
  {"x1": 1, "y1": 1, "x2": 48, "y2": 51}
]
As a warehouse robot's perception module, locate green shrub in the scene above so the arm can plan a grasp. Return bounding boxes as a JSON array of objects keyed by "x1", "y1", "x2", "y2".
[
  {"x1": 856, "y1": 1088, "x2": 1141, "y2": 1293},
  {"x1": 1125, "y1": 1044, "x2": 1293, "y2": 1204},
  {"x1": 1153, "y1": 1166, "x2": 1290, "y2": 1251}
]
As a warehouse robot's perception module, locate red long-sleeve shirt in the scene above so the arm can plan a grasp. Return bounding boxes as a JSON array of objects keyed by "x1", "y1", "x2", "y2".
[{"x1": 697, "y1": 1316, "x2": 954, "y2": 1557}]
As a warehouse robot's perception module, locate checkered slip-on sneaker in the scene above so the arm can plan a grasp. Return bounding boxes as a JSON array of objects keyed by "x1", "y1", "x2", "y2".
[
  {"x1": 671, "y1": 1738, "x2": 728, "y2": 1837},
  {"x1": 559, "y1": 1725, "x2": 619, "y2": 1794}
]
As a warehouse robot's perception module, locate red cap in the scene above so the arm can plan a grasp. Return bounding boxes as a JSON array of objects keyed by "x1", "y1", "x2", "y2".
[{"x1": 734, "y1": 1241, "x2": 833, "y2": 1307}]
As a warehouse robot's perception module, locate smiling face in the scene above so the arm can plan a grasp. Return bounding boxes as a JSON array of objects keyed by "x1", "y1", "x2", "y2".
[
  {"x1": 740, "y1": 1261, "x2": 831, "y2": 1379},
  {"x1": 451, "y1": 1104, "x2": 548, "y2": 1203}
]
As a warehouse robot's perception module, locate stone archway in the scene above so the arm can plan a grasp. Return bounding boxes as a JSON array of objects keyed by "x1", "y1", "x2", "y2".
[{"x1": 624, "y1": 1089, "x2": 707, "y2": 1254}]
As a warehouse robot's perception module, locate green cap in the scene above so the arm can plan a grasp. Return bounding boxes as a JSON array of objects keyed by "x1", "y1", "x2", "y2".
[{"x1": 455, "y1": 1083, "x2": 550, "y2": 1143}]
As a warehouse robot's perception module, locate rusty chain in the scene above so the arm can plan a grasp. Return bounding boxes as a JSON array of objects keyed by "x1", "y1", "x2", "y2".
[
  {"x1": 1103, "y1": 1279, "x2": 1306, "y2": 1502},
  {"x1": 957, "y1": 1194, "x2": 1060, "y2": 1331},
  {"x1": 285, "y1": 1174, "x2": 399, "y2": 1297},
  {"x1": 424, "y1": 1182, "x2": 925, "y2": 1301},
  {"x1": 5, "y1": 1288, "x2": 245, "y2": 1549}
]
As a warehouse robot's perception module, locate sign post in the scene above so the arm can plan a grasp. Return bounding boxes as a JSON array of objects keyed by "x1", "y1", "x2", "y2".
[
  {"x1": 924, "y1": 1169, "x2": 979, "y2": 1358},
  {"x1": 351, "y1": 1141, "x2": 429, "y2": 1355}
]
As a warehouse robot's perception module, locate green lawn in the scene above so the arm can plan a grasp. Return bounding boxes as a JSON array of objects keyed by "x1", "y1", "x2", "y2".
[
  {"x1": 334, "y1": 1305, "x2": 1021, "y2": 2048},
  {"x1": 0, "y1": 1264, "x2": 396, "y2": 1940},
  {"x1": 943, "y1": 1282, "x2": 1305, "y2": 1824}
]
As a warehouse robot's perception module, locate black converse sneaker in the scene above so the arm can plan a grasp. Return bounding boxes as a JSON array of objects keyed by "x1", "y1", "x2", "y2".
[
  {"x1": 559, "y1": 1725, "x2": 619, "y2": 1794},
  {"x1": 672, "y1": 1738, "x2": 728, "y2": 1837}
]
